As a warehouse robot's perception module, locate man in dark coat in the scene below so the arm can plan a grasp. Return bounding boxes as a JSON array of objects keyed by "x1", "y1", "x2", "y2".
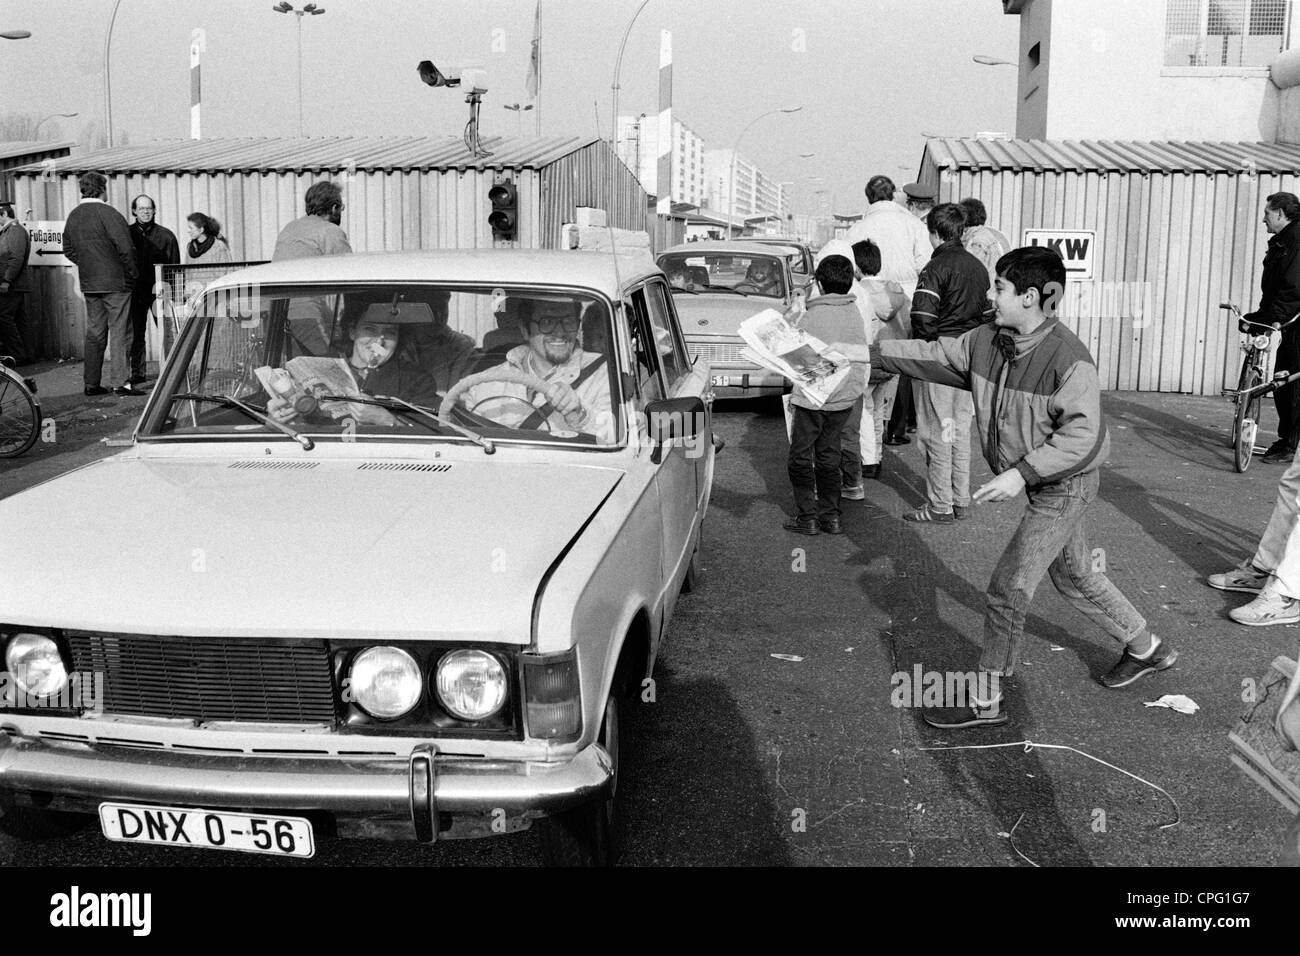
[
  {"x1": 127, "y1": 195, "x2": 180, "y2": 386},
  {"x1": 63, "y1": 172, "x2": 142, "y2": 397},
  {"x1": 1248, "y1": 192, "x2": 1300, "y2": 463},
  {"x1": 0, "y1": 202, "x2": 31, "y2": 365}
]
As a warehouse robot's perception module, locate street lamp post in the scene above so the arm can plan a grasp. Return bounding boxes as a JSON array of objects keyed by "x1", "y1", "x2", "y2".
[
  {"x1": 609, "y1": 0, "x2": 652, "y2": 228},
  {"x1": 34, "y1": 112, "x2": 78, "y2": 138},
  {"x1": 273, "y1": 2, "x2": 327, "y2": 137},
  {"x1": 503, "y1": 102, "x2": 534, "y2": 136},
  {"x1": 729, "y1": 106, "x2": 801, "y2": 237}
]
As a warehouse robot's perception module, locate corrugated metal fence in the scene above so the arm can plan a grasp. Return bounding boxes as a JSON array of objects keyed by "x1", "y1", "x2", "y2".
[
  {"x1": 9, "y1": 136, "x2": 649, "y2": 361},
  {"x1": 921, "y1": 138, "x2": 1300, "y2": 395}
]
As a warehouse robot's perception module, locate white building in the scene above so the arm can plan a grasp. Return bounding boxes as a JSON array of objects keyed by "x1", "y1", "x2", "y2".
[
  {"x1": 1005, "y1": 0, "x2": 1297, "y2": 140},
  {"x1": 616, "y1": 115, "x2": 707, "y2": 208},
  {"x1": 703, "y1": 148, "x2": 791, "y2": 224}
]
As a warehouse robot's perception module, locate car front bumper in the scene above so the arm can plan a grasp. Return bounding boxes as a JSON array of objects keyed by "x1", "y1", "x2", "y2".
[{"x1": 0, "y1": 730, "x2": 612, "y2": 842}]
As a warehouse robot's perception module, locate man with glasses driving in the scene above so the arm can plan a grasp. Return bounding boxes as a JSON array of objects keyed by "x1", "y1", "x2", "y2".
[{"x1": 462, "y1": 298, "x2": 614, "y2": 442}]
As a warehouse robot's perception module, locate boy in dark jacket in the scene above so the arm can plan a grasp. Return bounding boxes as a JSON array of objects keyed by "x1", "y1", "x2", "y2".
[
  {"x1": 872, "y1": 246, "x2": 1175, "y2": 728},
  {"x1": 784, "y1": 255, "x2": 871, "y2": 536}
]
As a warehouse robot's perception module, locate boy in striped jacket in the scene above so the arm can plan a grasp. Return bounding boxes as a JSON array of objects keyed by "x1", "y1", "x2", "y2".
[{"x1": 871, "y1": 246, "x2": 1176, "y2": 728}]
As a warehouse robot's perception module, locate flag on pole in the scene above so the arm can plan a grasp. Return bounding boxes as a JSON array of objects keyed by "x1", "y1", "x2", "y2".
[{"x1": 525, "y1": 0, "x2": 540, "y2": 99}]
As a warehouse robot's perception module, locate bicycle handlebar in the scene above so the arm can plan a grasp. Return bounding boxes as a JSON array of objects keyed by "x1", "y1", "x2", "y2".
[{"x1": 1222, "y1": 302, "x2": 1300, "y2": 332}]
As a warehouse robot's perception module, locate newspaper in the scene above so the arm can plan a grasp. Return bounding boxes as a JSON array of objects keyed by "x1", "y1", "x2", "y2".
[
  {"x1": 254, "y1": 357, "x2": 397, "y2": 425},
  {"x1": 737, "y1": 308, "x2": 851, "y2": 409}
]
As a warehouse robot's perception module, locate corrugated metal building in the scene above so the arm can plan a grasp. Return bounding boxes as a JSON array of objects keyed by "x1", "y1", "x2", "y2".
[
  {"x1": 918, "y1": 138, "x2": 1300, "y2": 395},
  {"x1": 9, "y1": 135, "x2": 646, "y2": 360},
  {"x1": 0, "y1": 141, "x2": 74, "y2": 204}
]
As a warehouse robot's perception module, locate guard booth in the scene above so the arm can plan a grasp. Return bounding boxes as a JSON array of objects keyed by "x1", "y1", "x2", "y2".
[
  {"x1": 8, "y1": 135, "x2": 647, "y2": 363},
  {"x1": 917, "y1": 137, "x2": 1300, "y2": 395}
]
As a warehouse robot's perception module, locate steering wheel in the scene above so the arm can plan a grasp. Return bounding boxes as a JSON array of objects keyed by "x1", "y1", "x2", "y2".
[
  {"x1": 734, "y1": 281, "x2": 763, "y2": 294},
  {"x1": 439, "y1": 366, "x2": 572, "y2": 433}
]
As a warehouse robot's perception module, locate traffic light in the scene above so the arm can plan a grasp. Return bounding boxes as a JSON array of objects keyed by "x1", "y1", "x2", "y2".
[{"x1": 489, "y1": 181, "x2": 517, "y2": 240}]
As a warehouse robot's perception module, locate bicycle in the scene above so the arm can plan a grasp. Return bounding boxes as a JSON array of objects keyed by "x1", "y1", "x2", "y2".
[
  {"x1": 0, "y1": 355, "x2": 40, "y2": 458},
  {"x1": 1221, "y1": 303, "x2": 1300, "y2": 473}
]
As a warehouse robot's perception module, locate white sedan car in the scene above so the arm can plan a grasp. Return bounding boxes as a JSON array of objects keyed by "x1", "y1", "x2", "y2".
[{"x1": 0, "y1": 249, "x2": 714, "y2": 866}]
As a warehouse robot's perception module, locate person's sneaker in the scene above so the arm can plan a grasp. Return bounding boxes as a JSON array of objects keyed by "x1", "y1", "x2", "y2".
[
  {"x1": 922, "y1": 699, "x2": 1008, "y2": 729},
  {"x1": 1229, "y1": 588, "x2": 1300, "y2": 627},
  {"x1": 783, "y1": 516, "x2": 819, "y2": 536},
  {"x1": 112, "y1": 384, "x2": 146, "y2": 397},
  {"x1": 953, "y1": 504, "x2": 969, "y2": 520},
  {"x1": 841, "y1": 482, "x2": 865, "y2": 501},
  {"x1": 863, "y1": 463, "x2": 882, "y2": 480},
  {"x1": 903, "y1": 504, "x2": 954, "y2": 524},
  {"x1": 818, "y1": 515, "x2": 844, "y2": 535},
  {"x1": 884, "y1": 434, "x2": 910, "y2": 446},
  {"x1": 1262, "y1": 443, "x2": 1296, "y2": 464},
  {"x1": 1208, "y1": 563, "x2": 1270, "y2": 594},
  {"x1": 84, "y1": 385, "x2": 109, "y2": 397},
  {"x1": 1099, "y1": 638, "x2": 1177, "y2": 688}
]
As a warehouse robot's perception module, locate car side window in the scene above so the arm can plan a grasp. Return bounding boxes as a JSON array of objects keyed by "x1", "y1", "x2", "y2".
[
  {"x1": 642, "y1": 280, "x2": 691, "y2": 390},
  {"x1": 627, "y1": 289, "x2": 665, "y2": 404}
]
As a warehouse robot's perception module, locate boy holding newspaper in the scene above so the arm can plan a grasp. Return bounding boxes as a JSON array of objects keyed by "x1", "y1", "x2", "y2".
[{"x1": 782, "y1": 254, "x2": 873, "y2": 536}]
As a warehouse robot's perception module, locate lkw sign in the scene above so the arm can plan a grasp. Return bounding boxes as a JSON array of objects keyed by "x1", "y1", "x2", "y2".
[{"x1": 1022, "y1": 229, "x2": 1095, "y2": 281}]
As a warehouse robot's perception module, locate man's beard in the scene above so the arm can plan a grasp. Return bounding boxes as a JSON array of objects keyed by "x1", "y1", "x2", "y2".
[{"x1": 543, "y1": 339, "x2": 576, "y2": 364}]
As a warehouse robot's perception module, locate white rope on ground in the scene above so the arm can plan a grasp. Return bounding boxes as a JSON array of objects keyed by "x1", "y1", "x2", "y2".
[
  {"x1": 916, "y1": 738, "x2": 1181, "y2": 830},
  {"x1": 1007, "y1": 811, "x2": 1039, "y2": 867}
]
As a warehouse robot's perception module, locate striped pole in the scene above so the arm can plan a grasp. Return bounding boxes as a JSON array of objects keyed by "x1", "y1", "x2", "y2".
[
  {"x1": 656, "y1": 30, "x2": 671, "y2": 217},
  {"x1": 189, "y1": 29, "x2": 205, "y2": 139}
]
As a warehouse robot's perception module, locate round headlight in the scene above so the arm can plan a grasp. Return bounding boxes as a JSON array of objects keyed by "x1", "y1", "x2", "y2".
[
  {"x1": 435, "y1": 650, "x2": 507, "y2": 721},
  {"x1": 1253, "y1": 334, "x2": 1272, "y2": 351},
  {"x1": 348, "y1": 647, "x2": 422, "y2": 720},
  {"x1": 5, "y1": 633, "x2": 68, "y2": 699}
]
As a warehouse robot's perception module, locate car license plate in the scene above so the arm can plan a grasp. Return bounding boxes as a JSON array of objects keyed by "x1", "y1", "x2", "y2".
[
  {"x1": 99, "y1": 802, "x2": 315, "y2": 858},
  {"x1": 710, "y1": 375, "x2": 733, "y2": 387}
]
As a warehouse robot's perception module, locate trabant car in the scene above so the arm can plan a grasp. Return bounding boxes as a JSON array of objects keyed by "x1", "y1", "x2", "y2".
[
  {"x1": 0, "y1": 249, "x2": 714, "y2": 866},
  {"x1": 739, "y1": 236, "x2": 816, "y2": 291},
  {"x1": 656, "y1": 240, "x2": 798, "y2": 399}
]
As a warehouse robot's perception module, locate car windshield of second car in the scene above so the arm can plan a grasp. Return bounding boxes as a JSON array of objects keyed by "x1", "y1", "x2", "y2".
[
  {"x1": 142, "y1": 285, "x2": 621, "y2": 447},
  {"x1": 659, "y1": 253, "x2": 787, "y2": 298}
]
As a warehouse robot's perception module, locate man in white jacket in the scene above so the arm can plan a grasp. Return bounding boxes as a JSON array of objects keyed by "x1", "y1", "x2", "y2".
[
  {"x1": 846, "y1": 174, "x2": 930, "y2": 450},
  {"x1": 846, "y1": 175, "x2": 931, "y2": 299}
]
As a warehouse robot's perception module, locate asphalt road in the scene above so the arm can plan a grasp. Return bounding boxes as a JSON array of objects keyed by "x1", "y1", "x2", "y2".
[{"x1": 1, "y1": 381, "x2": 1296, "y2": 867}]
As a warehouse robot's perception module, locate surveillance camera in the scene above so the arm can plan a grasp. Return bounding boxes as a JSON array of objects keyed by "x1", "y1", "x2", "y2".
[{"x1": 416, "y1": 60, "x2": 461, "y2": 88}]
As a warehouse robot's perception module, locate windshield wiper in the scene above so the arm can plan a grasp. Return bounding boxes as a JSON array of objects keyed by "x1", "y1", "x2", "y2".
[
  {"x1": 171, "y1": 393, "x2": 315, "y2": 450},
  {"x1": 317, "y1": 394, "x2": 496, "y2": 454}
]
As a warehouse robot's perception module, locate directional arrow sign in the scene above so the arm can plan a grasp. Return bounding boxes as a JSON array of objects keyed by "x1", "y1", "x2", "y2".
[
  {"x1": 1023, "y1": 229, "x2": 1095, "y2": 280},
  {"x1": 25, "y1": 221, "x2": 71, "y2": 267}
]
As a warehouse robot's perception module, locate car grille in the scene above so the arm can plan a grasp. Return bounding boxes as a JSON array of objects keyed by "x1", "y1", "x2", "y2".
[
  {"x1": 690, "y1": 342, "x2": 752, "y2": 366},
  {"x1": 66, "y1": 632, "x2": 338, "y2": 724}
]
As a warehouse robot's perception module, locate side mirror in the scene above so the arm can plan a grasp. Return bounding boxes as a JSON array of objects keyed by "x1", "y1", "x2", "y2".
[{"x1": 645, "y1": 396, "x2": 707, "y2": 464}]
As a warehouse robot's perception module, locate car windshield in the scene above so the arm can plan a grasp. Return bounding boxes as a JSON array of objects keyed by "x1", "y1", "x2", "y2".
[
  {"x1": 657, "y1": 252, "x2": 787, "y2": 299},
  {"x1": 140, "y1": 283, "x2": 622, "y2": 448}
]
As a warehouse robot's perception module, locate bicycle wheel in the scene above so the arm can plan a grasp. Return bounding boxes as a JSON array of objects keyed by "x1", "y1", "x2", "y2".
[
  {"x1": 1234, "y1": 366, "x2": 1262, "y2": 473},
  {"x1": 1231, "y1": 356, "x2": 1254, "y2": 448},
  {"x1": 0, "y1": 368, "x2": 40, "y2": 458}
]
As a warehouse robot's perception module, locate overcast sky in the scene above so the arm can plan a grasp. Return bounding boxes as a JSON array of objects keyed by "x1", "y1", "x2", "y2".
[{"x1": 0, "y1": 0, "x2": 1019, "y2": 215}]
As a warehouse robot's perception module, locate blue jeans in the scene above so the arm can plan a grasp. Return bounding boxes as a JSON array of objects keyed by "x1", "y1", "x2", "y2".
[{"x1": 980, "y1": 469, "x2": 1147, "y2": 676}]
